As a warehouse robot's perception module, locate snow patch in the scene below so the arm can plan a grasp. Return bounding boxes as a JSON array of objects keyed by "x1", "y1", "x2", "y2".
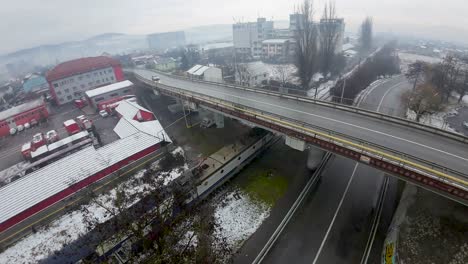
[
  {"x1": 0, "y1": 147, "x2": 187, "y2": 263},
  {"x1": 213, "y1": 191, "x2": 270, "y2": 250},
  {"x1": 405, "y1": 106, "x2": 459, "y2": 133}
]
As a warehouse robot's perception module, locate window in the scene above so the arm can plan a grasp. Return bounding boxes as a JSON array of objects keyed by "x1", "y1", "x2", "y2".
[
  {"x1": 123, "y1": 89, "x2": 130, "y2": 93},
  {"x1": 108, "y1": 69, "x2": 112, "y2": 73},
  {"x1": 110, "y1": 93, "x2": 118, "y2": 97},
  {"x1": 67, "y1": 95, "x2": 72, "y2": 100},
  {"x1": 106, "y1": 78, "x2": 109, "y2": 82},
  {"x1": 221, "y1": 169, "x2": 224, "y2": 173},
  {"x1": 64, "y1": 88, "x2": 70, "y2": 93},
  {"x1": 99, "y1": 72, "x2": 102, "y2": 75},
  {"x1": 57, "y1": 91, "x2": 62, "y2": 95},
  {"x1": 54, "y1": 83, "x2": 58, "y2": 88},
  {"x1": 94, "y1": 97, "x2": 105, "y2": 102},
  {"x1": 110, "y1": 76, "x2": 114, "y2": 81}
]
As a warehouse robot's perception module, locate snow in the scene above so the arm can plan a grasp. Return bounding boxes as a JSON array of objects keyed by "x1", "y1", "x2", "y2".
[
  {"x1": 406, "y1": 107, "x2": 459, "y2": 133},
  {"x1": 0, "y1": 147, "x2": 187, "y2": 263},
  {"x1": 307, "y1": 80, "x2": 336, "y2": 100},
  {"x1": 213, "y1": 191, "x2": 270, "y2": 250},
  {"x1": 85, "y1": 80, "x2": 133, "y2": 98},
  {"x1": 0, "y1": 161, "x2": 30, "y2": 184}
]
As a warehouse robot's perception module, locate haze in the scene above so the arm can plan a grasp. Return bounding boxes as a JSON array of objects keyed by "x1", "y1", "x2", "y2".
[{"x1": 1, "y1": 0, "x2": 467, "y2": 54}]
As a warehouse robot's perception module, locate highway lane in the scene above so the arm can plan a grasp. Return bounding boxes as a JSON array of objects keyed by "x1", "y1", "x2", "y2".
[
  {"x1": 134, "y1": 69, "x2": 468, "y2": 177},
  {"x1": 314, "y1": 76, "x2": 411, "y2": 263}
]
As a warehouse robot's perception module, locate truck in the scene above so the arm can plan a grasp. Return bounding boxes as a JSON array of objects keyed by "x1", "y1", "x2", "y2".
[
  {"x1": 21, "y1": 142, "x2": 32, "y2": 160},
  {"x1": 63, "y1": 119, "x2": 81, "y2": 135},
  {"x1": 76, "y1": 115, "x2": 93, "y2": 131},
  {"x1": 32, "y1": 133, "x2": 46, "y2": 150}
]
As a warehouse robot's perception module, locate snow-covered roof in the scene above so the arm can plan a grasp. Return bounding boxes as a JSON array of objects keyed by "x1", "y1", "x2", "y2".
[
  {"x1": 115, "y1": 100, "x2": 153, "y2": 120},
  {"x1": 192, "y1": 66, "x2": 210, "y2": 76},
  {"x1": 187, "y1": 65, "x2": 204, "y2": 75},
  {"x1": 0, "y1": 132, "x2": 161, "y2": 225},
  {"x1": 0, "y1": 99, "x2": 45, "y2": 122},
  {"x1": 342, "y1": 43, "x2": 355, "y2": 51},
  {"x1": 85, "y1": 80, "x2": 133, "y2": 98},
  {"x1": 262, "y1": 39, "x2": 290, "y2": 44},
  {"x1": 63, "y1": 119, "x2": 76, "y2": 126},
  {"x1": 30, "y1": 145, "x2": 48, "y2": 159},
  {"x1": 114, "y1": 118, "x2": 170, "y2": 142}
]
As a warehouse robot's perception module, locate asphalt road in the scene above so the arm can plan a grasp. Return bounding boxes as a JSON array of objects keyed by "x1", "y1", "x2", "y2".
[
  {"x1": 254, "y1": 75, "x2": 410, "y2": 264},
  {"x1": 134, "y1": 69, "x2": 468, "y2": 178}
]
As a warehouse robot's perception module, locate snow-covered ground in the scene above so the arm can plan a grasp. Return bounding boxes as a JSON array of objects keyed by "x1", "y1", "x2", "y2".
[
  {"x1": 213, "y1": 190, "x2": 270, "y2": 251},
  {"x1": 0, "y1": 161, "x2": 29, "y2": 185},
  {"x1": 406, "y1": 107, "x2": 459, "y2": 133},
  {"x1": 307, "y1": 80, "x2": 336, "y2": 100},
  {"x1": 0, "y1": 147, "x2": 187, "y2": 263}
]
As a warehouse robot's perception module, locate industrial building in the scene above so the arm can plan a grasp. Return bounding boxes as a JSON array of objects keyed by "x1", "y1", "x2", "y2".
[
  {"x1": 46, "y1": 56, "x2": 125, "y2": 105},
  {"x1": 85, "y1": 80, "x2": 134, "y2": 108},
  {"x1": 0, "y1": 98, "x2": 48, "y2": 137},
  {"x1": 233, "y1": 18, "x2": 274, "y2": 58},
  {"x1": 147, "y1": 31, "x2": 186, "y2": 51}
]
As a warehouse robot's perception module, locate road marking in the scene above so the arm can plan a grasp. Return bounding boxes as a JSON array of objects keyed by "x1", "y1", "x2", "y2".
[
  {"x1": 144, "y1": 74, "x2": 468, "y2": 187},
  {"x1": 377, "y1": 82, "x2": 406, "y2": 112},
  {"x1": 312, "y1": 163, "x2": 359, "y2": 264},
  {"x1": 183, "y1": 85, "x2": 468, "y2": 164}
]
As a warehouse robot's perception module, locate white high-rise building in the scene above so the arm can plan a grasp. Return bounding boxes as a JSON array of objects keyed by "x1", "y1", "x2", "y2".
[{"x1": 233, "y1": 18, "x2": 274, "y2": 58}]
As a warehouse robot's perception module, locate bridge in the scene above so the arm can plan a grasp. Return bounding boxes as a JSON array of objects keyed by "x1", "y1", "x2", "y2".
[{"x1": 129, "y1": 69, "x2": 468, "y2": 205}]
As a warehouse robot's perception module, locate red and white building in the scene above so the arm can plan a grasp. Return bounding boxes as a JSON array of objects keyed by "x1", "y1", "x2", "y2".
[
  {"x1": 0, "y1": 104, "x2": 169, "y2": 234},
  {"x1": 115, "y1": 99, "x2": 155, "y2": 121},
  {"x1": 0, "y1": 98, "x2": 49, "y2": 137},
  {"x1": 85, "y1": 80, "x2": 134, "y2": 108},
  {"x1": 46, "y1": 56, "x2": 125, "y2": 105}
]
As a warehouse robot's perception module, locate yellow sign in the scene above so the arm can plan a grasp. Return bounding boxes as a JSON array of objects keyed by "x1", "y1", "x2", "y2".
[{"x1": 385, "y1": 242, "x2": 395, "y2": 264}]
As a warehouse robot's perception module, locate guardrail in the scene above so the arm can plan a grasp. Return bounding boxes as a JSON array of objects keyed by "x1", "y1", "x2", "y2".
[
  {"x1": 126, "y1": 68, "x2": 468, "y2": 145},
  {"x1": 132, "y1": 73, "x2": 468, "y2": 199}
]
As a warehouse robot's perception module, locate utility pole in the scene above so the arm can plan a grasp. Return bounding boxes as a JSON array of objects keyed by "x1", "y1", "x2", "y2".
[{"x1": 340, "y1": 76, "x2": 346, "y2": 104}]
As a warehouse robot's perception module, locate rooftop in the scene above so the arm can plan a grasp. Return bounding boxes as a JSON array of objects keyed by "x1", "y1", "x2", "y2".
[
  {"x1": 85, "y1": 80, "x2": 133, "y2": 98},
  {"x1": 46, "y1": 56, "x2": 121, "y2": 82},
  {"x1": 262, "y1": 39, "x2": 291, "y2": 44},
  {"x1": 0, "y1": 98, "x2": 45, "y2": 122},
  {"x1": 115, "y1": 100, "x2": 154, "y2": 120}
]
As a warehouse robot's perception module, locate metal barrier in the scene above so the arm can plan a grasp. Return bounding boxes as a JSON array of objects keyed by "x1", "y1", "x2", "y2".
[
  {"x1": 132, "y1": 73, "x2": 468, "y2": 204},
  {"x1": 127, "y1": 68, "x2": 468, "y2": 144}
]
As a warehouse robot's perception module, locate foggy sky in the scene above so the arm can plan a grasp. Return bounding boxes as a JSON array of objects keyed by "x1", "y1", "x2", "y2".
[{"x1": 2, "y1": 0, "x2": 468, "y2": 54}]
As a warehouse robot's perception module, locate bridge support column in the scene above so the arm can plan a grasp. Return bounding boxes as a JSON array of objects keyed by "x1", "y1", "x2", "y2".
[
  {"x1": 214, "y1": 113, "x2": 224, "y2": 128},
  {"x1": 285, "y1": 136, "x2": 306, "y2": 151}
]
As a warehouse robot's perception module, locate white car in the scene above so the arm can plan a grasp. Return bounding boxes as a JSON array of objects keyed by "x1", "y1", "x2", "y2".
[
  {"x1": 99, "y1": 110, "x2": 109, "y2": 118},
  {"x1": 17, "y1": 125, "x2": 24, "y2": 132},
  {"x1": 463, "y1": 121, "x2": 468, "y2": 129},
  {"x1": 152, "y1": 76, "x2": 161, "y2": 83},
  {"x1": 9, "y1": 128, "x2": 17, "y2": 135},
  {"x1": 24, "y1": 122, "x2": 31, "y2": 129}
]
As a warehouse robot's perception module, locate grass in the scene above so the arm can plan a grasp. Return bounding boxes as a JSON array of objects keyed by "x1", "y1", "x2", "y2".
[{"x1": 242, "y1": 168, "x2": 289, "y2": 207}]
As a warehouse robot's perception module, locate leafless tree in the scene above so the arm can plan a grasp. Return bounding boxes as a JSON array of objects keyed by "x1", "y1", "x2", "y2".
[
  {"x1": 80, "y1": 152, "x2": 231, "y2": 263},
  {"x1": 359, "y1": 17, "x2": 373, "y2": 52},
  {"x1": 319, "y1": 1, "x2": 341, "y2": 75},
  {"x1": 235, "y1": 63, "x2": 251, "y2": 86},
  {"x1": 405, "y1": 61, "x2": 429, "y2": 90},
  {"x1": 429, "y1": 55, "x2": 461, "y2": 103},
  {"x1": 274, "y1": 65, "x2": 292, "y2": 86},
  {"x1": 402, "y1": 83, "x2": 443, "y2": 122},
  {"x1": 455, "y1": 68, "x2": 468, "y2": 103},
  {"x1": 293, "y1": 0, "x2": 320, "y2": 90}
]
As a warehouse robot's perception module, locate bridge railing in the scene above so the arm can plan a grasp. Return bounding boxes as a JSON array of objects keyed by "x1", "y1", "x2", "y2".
[
  {"x1": 133, "y1": 72, "x2": 468, "y2": 195},
  {"x1": 127, "y1": 68, "x2": 468, "y2": 145}
]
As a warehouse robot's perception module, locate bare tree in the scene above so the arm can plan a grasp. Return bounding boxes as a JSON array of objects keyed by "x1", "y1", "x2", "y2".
[
  {"x1": 294, "y1": 0, "x2": 320, "y2": 90},
  {"x1": 359, "y1": 17, "x2": 373, "y2": 52},
  {"x1": 402, "y1": 83, "x2": 443, "y2": 122},
  {"x1": 274, "y1": 65, "x2": 292, "y2": 86},
  {"x1": 429, "y1": 55, "x2": 461, "y2": 103},
  {"x1": 319, "y1": 1, "x2": 341, "y2": 75},
  {"x1": 455, "y1": 68, "x2": 468, "y2": 103},
  {"x1": 406, "y1": 61, "x2": 428, "y2": 90}
]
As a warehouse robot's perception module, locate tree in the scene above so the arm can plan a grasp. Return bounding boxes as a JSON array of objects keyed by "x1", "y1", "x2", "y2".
[
  {"x1": 274, "y1": 65, "x2": 293, "y2": 86},
  {"x1": 406, "y1": 61, "x2": 428, "y2": 90},
  {"x1": 455, "y1": 68, "x2": 468, "y2": 103},
  {"x1": 319, "y1": 1, "x2": 341, "y2": 75},
  {"x1": 429, "y1": 55, "x2": 461, "y2": 103},
  {"x1": 80, "y1": 152, "x2": 231, "y2": 263},
  {"x1": 402, "y1": 83, "x2": 443, "y2": 122},
  {"x1": 293, "y1": 0, "x2": 320, "y2": 90},
  {"x1": 181, "y1": 49, "x2": 201, "y2": 71},
  {"x1": 359, "y1": 17, "x2": 373, "y2": 52}
]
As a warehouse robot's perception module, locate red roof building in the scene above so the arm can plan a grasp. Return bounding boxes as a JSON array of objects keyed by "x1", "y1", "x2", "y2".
[
  {"x1": 46, "y1": 56, "x2": 125, "y2": 105},
  {"x1": 0, "y1": 98, "x2": 48, "y2": 137}
]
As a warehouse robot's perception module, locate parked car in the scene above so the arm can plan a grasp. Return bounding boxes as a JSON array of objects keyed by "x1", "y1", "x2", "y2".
[
  {"x1": 45, "y1": 130, "x2": 59, "y2": 143},
  {"x1": 17, "y1": 125, "x2": 24, "y2": 132},
  {"x1": 200, "y1": 117, "x2": 215, "y2": 128},
  {"x1": 24, "y1": 122, "x2": 31, "y2": 129},
  {"x1": 9, "y1": 128, "x2": 17, "y2": 135},
  {"x1": 99, "y1": 110, "x2": 109, "y2": 118},
  {"x1": 463, "y1": 121, "x2": 468, "y2": 129}
]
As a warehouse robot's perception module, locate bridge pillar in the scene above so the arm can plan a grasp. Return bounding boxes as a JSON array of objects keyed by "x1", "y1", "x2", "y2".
[
  {"x1": 285, "y1": 136, "x2": 306, "y2": 151},
  {"x1": 214, "y1": 113, "x2": 224, "y2": 128}
]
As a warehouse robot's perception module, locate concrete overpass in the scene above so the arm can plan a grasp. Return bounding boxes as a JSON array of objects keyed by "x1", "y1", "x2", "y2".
[{"x1": 128, "y1": 69, "x2": 468, "y2": 205}]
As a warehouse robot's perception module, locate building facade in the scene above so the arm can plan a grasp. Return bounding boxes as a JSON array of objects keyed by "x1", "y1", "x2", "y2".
[
  {"x1": 85, "y1": 80, "x2": 134, "y2": 108},
  {"x1": 46, "y1": 56, "x2": 125, "y2": 105},
  {"x1": 262, "y1": 39, "x2": 294, "y2": 61},
  {"x1": 187, "y1": 64, "x2": 223, "y2": 83},
  {"x1": 235, "y1": 61, "x2": 270, "y2": 87},
  {"x1": 233, "y1": 18, "x2": 274, "y2": 58},
  {"x1": 147, "y1": 31, "x2": 186, "y2": 51},
  {"x1": 0, "y1": 98, "x2": 48, "y2": 137}
]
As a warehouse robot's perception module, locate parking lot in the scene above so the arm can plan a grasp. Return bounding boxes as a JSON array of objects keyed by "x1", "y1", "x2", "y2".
[{"x1": 0, "y1": 102, "x2": 119, "y2": 182}]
